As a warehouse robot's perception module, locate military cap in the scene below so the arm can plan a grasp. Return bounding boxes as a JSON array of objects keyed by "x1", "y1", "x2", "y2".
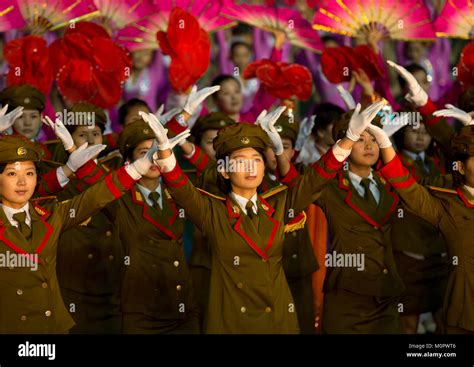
[
  {"x1": 0, "y1": 135, "x2": 43, "y2": 164},
  {"x1": 191, "y1": 112, "x2": 236, "y2": 142},
  {"x1": 118, "y1": 118, "x2": 156, "y2": 157},
  {"x1": 332, "y1": 108, "x2": 383, "y2": 142},
  {"x1": 67, "y1": 102, "x2": 107, "y2": 131},
  {"x1": 213, "y1": 122, "x2": 270, "y2": 158},
  {"x1": 451, "y1": 125, "x2": 474, "y2": 156},
  {"x1": 0, "y1": 85, "x2": 45, "y2": 111},
  {"x1": 274, "y1": 114, "x2": 299, "y2": 143}
]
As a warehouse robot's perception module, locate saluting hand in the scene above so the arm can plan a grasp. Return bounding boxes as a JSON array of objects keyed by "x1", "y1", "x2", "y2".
[
  {"x1": 43, "y1": 116, "x2": 75, "y2": 152},
  {"x1": 256, "y1": 106, "x2": 287, "y2": 155},
  {"x1": 140, "y1": 112, "x2": 191, "y2": 151},
  {"x1": 387, "y1": 60, "x2": 428, "y2": 107},
  {"x1": 0, "y1": 105, "x2": 23, "y2": 133},
  {"x1": 183, "y1": 85, "x2": 221, "y2": 116},
  {"x1": 155, "y1": 104, "x2": 181, "y2": 125},
  {"x1": 346, "y1": 101, "x2": 385, "y2": 142},
  {"x1": 66, "y1": 143, "x2": 106, "y2": 172},
  {"x1": 433, "y1": 104, "x2": 474, "y2": 126}
]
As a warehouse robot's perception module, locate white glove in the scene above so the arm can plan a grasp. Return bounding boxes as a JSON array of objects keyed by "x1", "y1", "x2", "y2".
[
  {"x1": 295, "y1": 114, "x2": 316, "y2": 151},
  {"x1": 366, "y1": 124, "x2": 392, "y2": 148},
  {"x1": 433, "y1": 104, "x2": 474, "y2": 126},
  {"x1": 336, "y1": 85, "x2": 356, "y2": 109},
  {"x1": 183, "y1": 85, "x2": 221, "y2": 116},
  {"x1": 129, "y1": 139, "x2": 159, "y2": 176},
  {"x1": 387, "y1": 60, "x2": 428, "y2": 107},
  {"x1": 43, "y1": 116, "x2": 74, "y2": 151},
  {"x1": 139, "y1": 112, "x2": 191, "y2": 150},
  {"x1": 346, "y1": 101, "x2": 385, "y2": 142},
  {"x1": 66, "y1": 143, "x2": 106, "y2": 172},
  {"x1": 255, "y1": 106, "x2": 287, "y2": 155},
  {"x1": 0, "y1": 105, "x2": 23, "y2": 133},
  {"x1": 155, "y1": 104, "x2": 181, "y2": 125}
]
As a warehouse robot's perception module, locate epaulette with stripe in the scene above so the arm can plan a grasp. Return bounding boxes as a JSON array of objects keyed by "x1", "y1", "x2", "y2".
[
  {"x1": 31, "y1": 195, "x2": 57, "y2": 202},
  {"x1": 427, "y1": 186, "x2": 457, "y2": 195},
  {"x1": 196, "y1": 188, "x2": 225, "y2": 201},
  {"x1": 261, "y1": 185, "x2": 288, "y2": 199},
  {"x1": 284, "y1": 211, "x2": 306, "y2": 233}
]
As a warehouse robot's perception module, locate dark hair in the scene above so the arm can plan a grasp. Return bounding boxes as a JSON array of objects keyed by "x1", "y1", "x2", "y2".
[
  {"x1": 232, "y1": 23, "x2": 253, "y2": 37},
  {"x1": 230, "y1": 41, "x2": 252, "y2": 56},
  {"x1": 398, "y1": 64, "x2": 427, "y2": 90},
  {"x1": 215, "y1": 147, "x2": 266, "y2": 194},
  {"x1": 118, "y1": 98, "x2": 151, "y2": 126},
  {"x1": 451, "y1": 153, "x2": 470, "y2": 188},
  {"x1": 311, "y1": 103, "x2": 345, "y2": 137},
  {"x1": 458, "y1": 86, "x2": 474, "y2": 113},
  {"x1": 210, "y1": 75, "x2": 241, "y2": 99}
]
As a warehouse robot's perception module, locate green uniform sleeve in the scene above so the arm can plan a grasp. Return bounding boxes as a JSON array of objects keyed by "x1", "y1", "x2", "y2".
[
  {"x1": 57, "y1": 166, "x2": 136, "y2": 230},
  {"x1": 379, "y1": 154, "x2": 445, "y2": 227}
]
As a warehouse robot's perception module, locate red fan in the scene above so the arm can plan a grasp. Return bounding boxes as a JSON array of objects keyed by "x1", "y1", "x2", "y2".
[
  {"x1": 0, "y1": 0, "x2": 26, "y2": 32},
  {"x1": 4, "y1": 35, "x2": 53, "y2": 94},
  {"x1": 50, "y1": 21, "x2": 131, "y2": 108},
  {"x1": 456, "y1": 42, "x2": 474, "y2": 92},
  {"x1": 156, "y1": 8, "x2": 210, "y2": 93},
  {"x1": 244, "y1": 60, "x2": 313, "y2": 101}
]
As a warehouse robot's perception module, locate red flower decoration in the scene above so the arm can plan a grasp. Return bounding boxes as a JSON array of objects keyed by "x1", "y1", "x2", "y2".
[
  {"x1": 4, "y1": 35, "x2": 53, "y2": 95},
  {"x1": 156, "y1": 8, "x2": 211, "y2": 93},
  {"x1": 50, "y1": 22, "x2": 131, "y2": 108},
  {"x1": 244, "y1": 60, "x2": 313, "y2": 101}
]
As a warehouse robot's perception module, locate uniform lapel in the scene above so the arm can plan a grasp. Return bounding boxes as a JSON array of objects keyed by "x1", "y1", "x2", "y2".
[
  {"x1": 130, "y1": 186, "x2": 177, "y2": 240},
  {"x1": 457, "y1": 187, "x2": 474, "y2": 208}
]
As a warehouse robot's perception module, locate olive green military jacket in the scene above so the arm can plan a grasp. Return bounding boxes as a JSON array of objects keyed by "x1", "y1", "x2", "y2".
[
  {"x1": 390, "y1": 151, "x2": 448, "y2": 257},
  {"x1": 161, "y1": 149, "x2": 343, "y2": 334},
  {"x1": 380, "y1": 154, "x2": 474, "y2": 331},
  {"x1": 0, "y1": 166, "x2": 136, "y2": 333},
  {"x1": 115, "y1": 185, "x2": 197, "y2": 320}
]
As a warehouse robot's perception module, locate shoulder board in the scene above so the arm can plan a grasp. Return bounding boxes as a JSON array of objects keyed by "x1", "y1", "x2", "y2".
[
  {"x1": 261, "y1": 184, "x2": 288, "y2": 199},
  {"x1": 196, "y1": 188, "x2": 225, "y2": 201},
  {"x1": 427, "y1": 186, "x2": 457, "y2": 195},
  {"x1": 99, "y1": 151, "x2": 122, "y2": 164},
  {"x1": 42, "y1": 139, "x2": 61, "y2": 146},
  {"x1": 31, "y1": 195, "x2": 57, "y2": 202}
]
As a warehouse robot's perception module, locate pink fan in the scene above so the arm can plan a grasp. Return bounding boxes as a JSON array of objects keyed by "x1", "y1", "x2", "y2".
[
  {"x1": 116, "y1": 0, "x2": 236, "y2": 51},
  {"x1": 0, "y1": 1, "x2": 26, "y2": 32},
  {"x1": 312, "y1": 0, "x2": 436, "y2": 41},
  {"x1": 221, "y1": 1, "x2": 324, "y2": 53},
  {"x1": 92, "y1": 0, "x2": 155, "y2": 34},
  {"x1": 434, "y1": 0, "x2": 474, "y2": 39},
  {"x1": 16, "y1": 0, "x2": 98, "y2": 34}
]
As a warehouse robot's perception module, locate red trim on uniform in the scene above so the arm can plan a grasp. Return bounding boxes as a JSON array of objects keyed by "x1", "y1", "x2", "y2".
[
  {"x1": 418, "y1": 98, "x2": 442, "y2": 126},
  {"x1": 279, "y1": 164, "x2": 299, "y2": 186},
  {"x1": 167, "y1": 198, "x2": 178, "y2": 225},
  {"x1": 345, "y1": 192, "x2": 380, "y2": 228},
  {"x1": 166, "y1": 175, "x2": 188, "y2": 188},
  {"x1": 390, "y1": 176, "x2": 416, "y2": 189},
  {"x1": 162, "y1": 164, "x2": 188, "y2": 188},
  {"x1": 399, "y1": 154, "x2": 421, "y2": 181},
  {"x1": 286, "y1": 211, "x2": 305, "y2": 225},
  {"x1": 116, "y1": 166, "x2": 137, "y2": 190},
  {"x1": 233, "y1": 217, "x2": 269, "y2": 261},
  {"x1": 258, "y1": 196, "x2": 275, "y2": 215},
  {"x1": 167, "y1": 117, "x2": 187, "y2": 135},
  {"x1": 34, "y1": 216, "x2": 54, "y2": 255},
  {"x1": 456, "y1": 188, "x2": 474, "y2": 208},
  {"x1": 312, "y1": 163, "x2": 336, "y2": 179},
  {"x1": 379, "y1": 155, "x2": 409, "y2": 180},
  {"x1": 226, "y1": 197, "x2": 240, "y2": 218},
  {"x1": 105, "y1": 174, "x2": 122, "y2": 199},
  {"x1": 83, "y1": 169, "x2": 104, "y2": 186},
  {"x1": 321, "y1": 148, "x2": 344, "y2": 171},
  {"x1": 106, "y1": 133, "x2": 119, "y2": 150},
  {"x1": 75, "y1": 160, "x2": 97, "y2": 179},
  {"x1": 40, "y1": 169, "x2": 62, "y2": 195},
  {"x1": 264, "y1": 215, "x2": 279, "y2": 254},
  {"x1": 130, "y1": 187, "x2": 178, "y2": 239},
  {"x1": 338, "y1": 171, "x2": 350, "y2": 191}
]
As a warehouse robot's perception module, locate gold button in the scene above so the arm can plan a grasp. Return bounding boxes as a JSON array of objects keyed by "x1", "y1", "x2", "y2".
[
  {"x1": 16, "y1": 289, "x2": 23, "y2": 296},
  {"x1": 106, "y1": 231, "x2": 112, "y2": 237},
  {"x1": 240, "y1": 307, "x2": 246, "y2": 313},
  {"x1": 292, "y1": 232, "x2": 297, "y2": 237},
  {"x1": 41, "y1": 283, "x2": 48, "y2": 289},
  {"x1": 383, "y1": 269, "x2": 388, "y2": 274},
  {"x1": 45, "y1": 310, "x2": 52, "y2": 317},
  {"x1": 176, "y1": 285, "x2": 182, "y2": 291},
  {"x1": 315, "y1": 322, "x2": 319, "y2": 328},
  {"x1": 8, "y1": 265, "x2": 14, "y2": 270},
  {"x1": 261, "y1": 258, "x2": 268, "y2": 262},
  {"x1": 88, "y1": 253, "x2": 93, "y2": 259},
  {"x1": 373, "y1": 226, "x2": 378, "y2": 230},
  {"x1": 173, "y1": 261, "x2": 179, "y2": 267},
  {"x1": 108, "y1": 255, "x2": 114, "y2": 261},
  {"x1": 292, "y1": 254, "x2": 298, "y2": 259},
  {"x1": 265, "y1": 307, "x2": 272, "y2": 313},
  {"x1": 20, "y1": 315, "x2": 27, "y2": 321},
  {"x1": 237, "y1": 282, "x2": 243, "y2": 289}
]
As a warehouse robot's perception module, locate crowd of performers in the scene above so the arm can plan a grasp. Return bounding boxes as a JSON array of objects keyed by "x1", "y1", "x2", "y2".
[{"x1": 0, "y1": 0, "x2": 473, "y2": 335}]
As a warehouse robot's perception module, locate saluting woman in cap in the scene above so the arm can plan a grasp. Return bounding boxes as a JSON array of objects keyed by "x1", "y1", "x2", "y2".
[
  {"x1": 138, "y1": 98, "x2": 384, "y2": 334},
  {"x1": 0, "y1": 131, "x2": 156, "y2": 334}
]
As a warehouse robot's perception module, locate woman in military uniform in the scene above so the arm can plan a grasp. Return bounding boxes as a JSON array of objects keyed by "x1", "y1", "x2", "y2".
[
  {"x1": 139, "y1": 100, "x2": 383, "y2": 334},
  {"x1": 0, "y1": 133, "x2": 155, "y2": 333},
  {"x1": 372, "y1": 119, "x2": 474, "y2": 334}
]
